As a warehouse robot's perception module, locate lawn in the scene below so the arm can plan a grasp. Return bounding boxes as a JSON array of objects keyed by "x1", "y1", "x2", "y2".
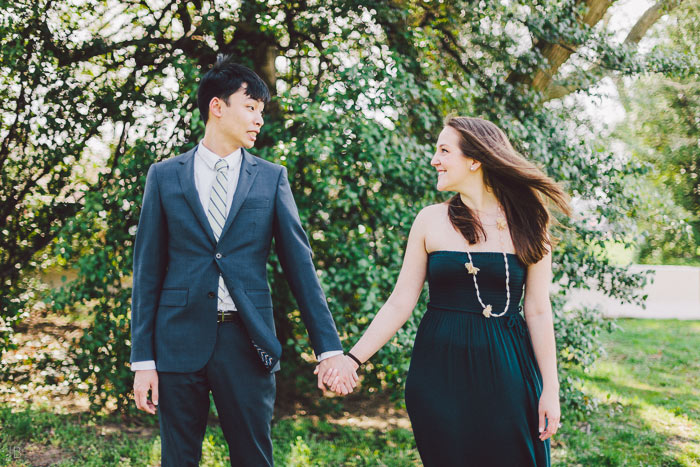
[
  {"x1": 0, "y1": 410, "x2": 419, "y2": 466},
  {"x1": 553, "y1": 319, "x2": 700, "y2": 466},
  {"x1": 1, "y1": 318, "x2": 698, "y2": 466}
]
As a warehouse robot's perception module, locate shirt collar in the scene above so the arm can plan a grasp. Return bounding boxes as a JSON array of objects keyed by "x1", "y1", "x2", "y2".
[{"x1": 197, "y1": 142, "x2": 241, "y2": 171}]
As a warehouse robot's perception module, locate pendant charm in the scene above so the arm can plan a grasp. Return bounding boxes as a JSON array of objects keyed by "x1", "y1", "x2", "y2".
[
  {"x1": 482, "y1": 305, "x2": 493, "y2": 318},
  {"x1": 496, "y1": 217, "x2": 507, "y2": 230},
  {"x1": 465, "y1": 262, "x2": 480, "y2": 275}
]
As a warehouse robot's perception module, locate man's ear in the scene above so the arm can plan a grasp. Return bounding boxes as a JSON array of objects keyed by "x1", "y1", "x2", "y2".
[{"x1": 208, "y1": 97, "x2": 223, "y2": 119}]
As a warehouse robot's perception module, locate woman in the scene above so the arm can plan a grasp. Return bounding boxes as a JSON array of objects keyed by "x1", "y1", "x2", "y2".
[{"x1": 324, "y1": 116, "x2": 570, "y2": 466}]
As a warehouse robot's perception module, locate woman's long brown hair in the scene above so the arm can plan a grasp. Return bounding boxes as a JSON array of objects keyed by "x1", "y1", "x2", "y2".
[{"x1": 445, "y1": 116, "x2": 571, "y2": 265}]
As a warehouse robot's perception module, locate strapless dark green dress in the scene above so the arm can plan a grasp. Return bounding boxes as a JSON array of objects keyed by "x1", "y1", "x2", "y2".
[{"x1": 405, "y1": 251, "x2": 550, "y2": 467}]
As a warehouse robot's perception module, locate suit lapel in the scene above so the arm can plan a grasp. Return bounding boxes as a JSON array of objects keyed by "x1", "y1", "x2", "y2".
[
  {"x1": 176, "y1": 145, "x2": 217, "y2": 246},
  {"x1": 219, "y1": 149, "x2": 259, "y2": 240}
]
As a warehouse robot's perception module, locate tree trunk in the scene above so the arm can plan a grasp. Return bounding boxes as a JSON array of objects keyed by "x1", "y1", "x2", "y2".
[
  {"x1": 543, "y1": 0, "x2": 684, "y2": 100},
  {"x1": 507, "y1": 0, "x2": 614, "y2": 90}
]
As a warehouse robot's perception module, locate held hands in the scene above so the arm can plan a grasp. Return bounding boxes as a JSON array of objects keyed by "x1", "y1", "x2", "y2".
[
  {"x1": 538, "y1": 386, "x2": 561, "y2": 441},
  {"x1": 133, "y1": 369, "x2": 159, "y2": 414},
  {"x1": 314, "y1": 354, "x2": 360, "y2": 396}
]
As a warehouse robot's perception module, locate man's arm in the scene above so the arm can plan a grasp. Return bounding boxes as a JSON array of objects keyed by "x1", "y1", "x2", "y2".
[
  {"x1": 130, "y1": 164, "x2": 168, "y2": 364},
  {"x1": 272, "y1": 166, "x2": 342, "y2": 355},
  {"x1": 131, "y1": 164, "x2": 168, "y2": 413},
  {"x1": 272, "y1": 167, "x2": 357, "y2": 392}
]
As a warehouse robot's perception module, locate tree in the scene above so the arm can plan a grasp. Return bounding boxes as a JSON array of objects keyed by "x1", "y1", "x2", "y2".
[
  {"x1": 616, "y1": 0, "x2": 700, "y2": 264},
  {"x1": 2, "y1": 0, "x2": 689, "y2": 414}
]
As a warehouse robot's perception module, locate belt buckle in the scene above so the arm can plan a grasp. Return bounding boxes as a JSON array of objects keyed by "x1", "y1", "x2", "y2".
[{"x1": 218, "y1": 310, "x2": 225, "y2": 323}]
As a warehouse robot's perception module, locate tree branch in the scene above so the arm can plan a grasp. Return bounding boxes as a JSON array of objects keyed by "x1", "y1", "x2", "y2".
[
  {"x1": 176, "y1": 1, "x2": 193, "y2": 35},
  {"x1": 38, "y1": 0, "x2": 183, "y2": 68},
  {"x1": 543, "y1": 0, "x2": 684, "y2": 100},
  {"x1": 434, "y1": 25, "x2": 493, "y2": 94},
  {"x1": 624, "y1": 0, "x2": 676, "y2": 45},
  {"x1": 0, "y1": 84, "x2": 30, "y2": 171},
  {"x1": 506, "y1": 0, "x2": 614, "y2": 90}
]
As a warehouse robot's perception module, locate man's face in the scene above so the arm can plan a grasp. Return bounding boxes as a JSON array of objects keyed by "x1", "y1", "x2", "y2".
[{"x1": 210, "y1": 84, "x2": 265, "y2": 149}]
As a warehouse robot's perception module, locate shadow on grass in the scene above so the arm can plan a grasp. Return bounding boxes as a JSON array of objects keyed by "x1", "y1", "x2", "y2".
[
  {"x1": 0, "y1": 406, "x2": 159, "y2": 466},
  {"x1": 554, "y1": 319, "x2": 700, "y2": 467},
  {"x1": 0, "y1": 405, "x2": 420, "y2": 467},
  {"x1": 556, "y1": 397, "x2": 694, "y2": 467},
  {"x1": 581, "y1": 371, "x2": 698, "y2": 412}
]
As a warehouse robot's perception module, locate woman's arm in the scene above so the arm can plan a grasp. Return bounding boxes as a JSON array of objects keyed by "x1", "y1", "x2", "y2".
[
  {"x1": 322, "y1": 208, "x2": 429, "y2": 394},
  {"x1": 522, "y1": 250, "x2": 561, "y2": 440}
]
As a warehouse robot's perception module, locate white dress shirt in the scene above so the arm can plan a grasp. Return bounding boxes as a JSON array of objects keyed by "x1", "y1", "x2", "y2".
[
  {"x1": 195, "y1": 142, "x2": 241, "y2": 312},
  {"x1": 131, "y1": 143, "x2": 340, "y2": 371}
]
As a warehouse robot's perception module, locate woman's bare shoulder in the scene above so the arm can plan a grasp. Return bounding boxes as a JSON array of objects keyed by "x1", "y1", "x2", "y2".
[
  {"x1": 417, "y1": 202, "x2": 449, "y2": 218},
  {"x1": 412, "y1": 202, "x2": 449, "y2": 231}
]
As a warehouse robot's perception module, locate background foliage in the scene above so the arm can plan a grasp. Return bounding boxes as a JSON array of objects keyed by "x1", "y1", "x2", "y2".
[
  {"x1": 2, "y1": 0, "x2": 695, "y2": 415},
  {"x1": 616, "y1": 0, "x2": 700, "y2": 265}
]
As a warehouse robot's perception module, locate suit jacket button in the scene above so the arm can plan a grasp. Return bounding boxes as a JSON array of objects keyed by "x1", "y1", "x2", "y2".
[
  {"x1": 208, "y1": 291, "x2": 215, "y2": 298},
  {"x1": 215, "y1": 253, "x2": 222, "y2": 259}
]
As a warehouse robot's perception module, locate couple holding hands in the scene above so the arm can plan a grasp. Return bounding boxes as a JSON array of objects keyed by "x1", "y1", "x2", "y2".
[{"x1": 131, "y1": 56, "x2": 567, "y2": 467}]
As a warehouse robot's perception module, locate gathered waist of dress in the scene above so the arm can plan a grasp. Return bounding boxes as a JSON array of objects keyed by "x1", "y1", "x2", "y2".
[
  {"x1": 426, "y1": 303, "x2": 529, "y2": 336},
  {"x1": 427, "y1": 302, "x2": 523, "y2": 317}
]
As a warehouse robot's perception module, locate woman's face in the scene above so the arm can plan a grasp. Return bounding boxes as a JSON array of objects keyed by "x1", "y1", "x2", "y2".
[{"x1": 431, "y1": 126, "x2": 475, "y2": 192}]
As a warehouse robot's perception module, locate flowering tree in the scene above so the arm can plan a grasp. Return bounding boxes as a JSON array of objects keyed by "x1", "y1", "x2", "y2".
[{"x1": 1, "y1": 0, "x2": 691, "y2": 414}]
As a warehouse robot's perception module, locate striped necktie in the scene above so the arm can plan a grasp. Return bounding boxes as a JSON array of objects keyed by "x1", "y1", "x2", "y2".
[
  {"x1": 207, "y1": 158, "x2": 228, "y2": 241},
  {"x1": 208, "y1": 158, "x2": 229, "y2": 307}
]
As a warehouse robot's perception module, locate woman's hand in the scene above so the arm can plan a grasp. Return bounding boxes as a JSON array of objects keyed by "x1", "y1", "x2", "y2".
[
  {"x1": 314, "y1": 355, "x2": 360, "y2": 396},
  {"x1": 538, "y1": 386, "x2": 561, "y2": 441}
]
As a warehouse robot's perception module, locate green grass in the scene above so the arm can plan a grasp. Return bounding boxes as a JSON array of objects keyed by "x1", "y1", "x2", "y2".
[
  {"x1": 0, "y1": 408, "x2": 419, "y2": 466},
  {"x1": 2, "y1": 319, "x2": 697, "y2": 466},
  {"x1": 553, "y1": 319, "x2": 700, "y2": 466},
  {"x1": 0, "y1": 408, "x2": 159, "y2": 466}
]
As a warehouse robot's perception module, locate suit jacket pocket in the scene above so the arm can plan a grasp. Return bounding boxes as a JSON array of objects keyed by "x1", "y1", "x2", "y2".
[
  {"x1": 241, "y1": 198, "x2": 269, "y2": 209},
  {"x1": 159, "y1": 288, "x2": 188, "y2": 307}
]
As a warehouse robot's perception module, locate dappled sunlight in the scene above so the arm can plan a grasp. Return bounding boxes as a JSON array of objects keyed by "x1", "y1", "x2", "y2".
[
  {"x1": 589, "y1": 381, "x2": 700, "y2": 464},
  {"x1": 200, "y1": 433, "x2": 230, "y2": 467},
  {"x1": 579, "y1": 322, "x2": 700, "y2": 466},
  {"x1": 552, "y1": 319, "x2": 700, "y2": 465},
  {"x1": 148, "y1": 436, "x2": 161, "y2": 466},
  {"x1": 637, "y1": 402, "x2": 700, "y2": 464},
  {"x1": 1, "y1": 311, "x2": 91, "y2": 414},
  {"x1": 327, "y1": 412, "x2": 412, "y2": 430},
  {"x1": 22, "y1": 443, "x2": 71, "y2": 466},
  {"x1": 587, "y1": 380, "x2": 700, "y2": 463},
  {"x1": 591, "y1": 360, "x2": 696, "y2": 399}
]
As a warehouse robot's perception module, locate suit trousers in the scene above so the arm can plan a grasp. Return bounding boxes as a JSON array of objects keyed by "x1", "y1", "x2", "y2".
[{"x1": 157, "y1": 318, "x2": 276, "y2": 467}]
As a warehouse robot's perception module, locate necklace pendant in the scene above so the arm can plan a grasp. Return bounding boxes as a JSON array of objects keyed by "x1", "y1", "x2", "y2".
[
  {"x1": 482, "y1": 305, "x2": 492, "y2": 318},
  {"x1": 465, "y1": 262, "x2": 480, "y2": 275},
  {"x1": 496, "y1": 217, "x2": 507, "y2": 230}
]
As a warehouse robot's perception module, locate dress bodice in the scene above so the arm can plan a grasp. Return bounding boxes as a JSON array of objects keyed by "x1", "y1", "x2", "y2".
[{"x1": 427, "y1": 251, "x2": 526, "y2": 315}]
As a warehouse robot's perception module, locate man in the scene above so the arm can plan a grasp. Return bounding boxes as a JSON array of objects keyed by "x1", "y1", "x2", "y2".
[{"x1": 130, "y1": 55, "x2": 357, "y2": 466}]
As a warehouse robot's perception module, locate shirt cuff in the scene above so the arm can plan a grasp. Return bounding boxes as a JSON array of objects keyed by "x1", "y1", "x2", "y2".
[
  {"x1": 131, "y1": 360, "x2": 156, "y2": 371},
  {"x1": 317, "y1": 350, "x2": 344, "y2": 362}
]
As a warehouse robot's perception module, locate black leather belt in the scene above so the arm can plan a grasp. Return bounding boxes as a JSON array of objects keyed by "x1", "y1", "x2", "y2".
[{"x1": 217, "y1": 310, "x2": 241, "y2": 324}]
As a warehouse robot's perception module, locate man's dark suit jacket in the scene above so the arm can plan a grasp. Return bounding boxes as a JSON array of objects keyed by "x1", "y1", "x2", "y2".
[{"x1": 130, "y1": 145, "x2": 342, "y2": 373}]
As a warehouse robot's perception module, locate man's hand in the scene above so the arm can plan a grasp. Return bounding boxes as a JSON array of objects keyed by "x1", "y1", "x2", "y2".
[
  {"x1": 326, "y1": 355, "x2": 361, "y2": 395},
  {"x1": 314, "y1": 354, "x2": 359, "y2": 395},
  {"x1": 134, "y1": 369, "x2": 159, "y2": 414}
]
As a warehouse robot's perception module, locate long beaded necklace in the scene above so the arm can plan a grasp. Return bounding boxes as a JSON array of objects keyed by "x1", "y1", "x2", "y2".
[{"x1": 464, "y1": 205, "x2": 511, "y2": 318}]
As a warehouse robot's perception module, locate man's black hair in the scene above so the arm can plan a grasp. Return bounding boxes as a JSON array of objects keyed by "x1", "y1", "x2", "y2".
[{"x1": 197, "y1": 54, "x2": 271, "y2": 124}]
